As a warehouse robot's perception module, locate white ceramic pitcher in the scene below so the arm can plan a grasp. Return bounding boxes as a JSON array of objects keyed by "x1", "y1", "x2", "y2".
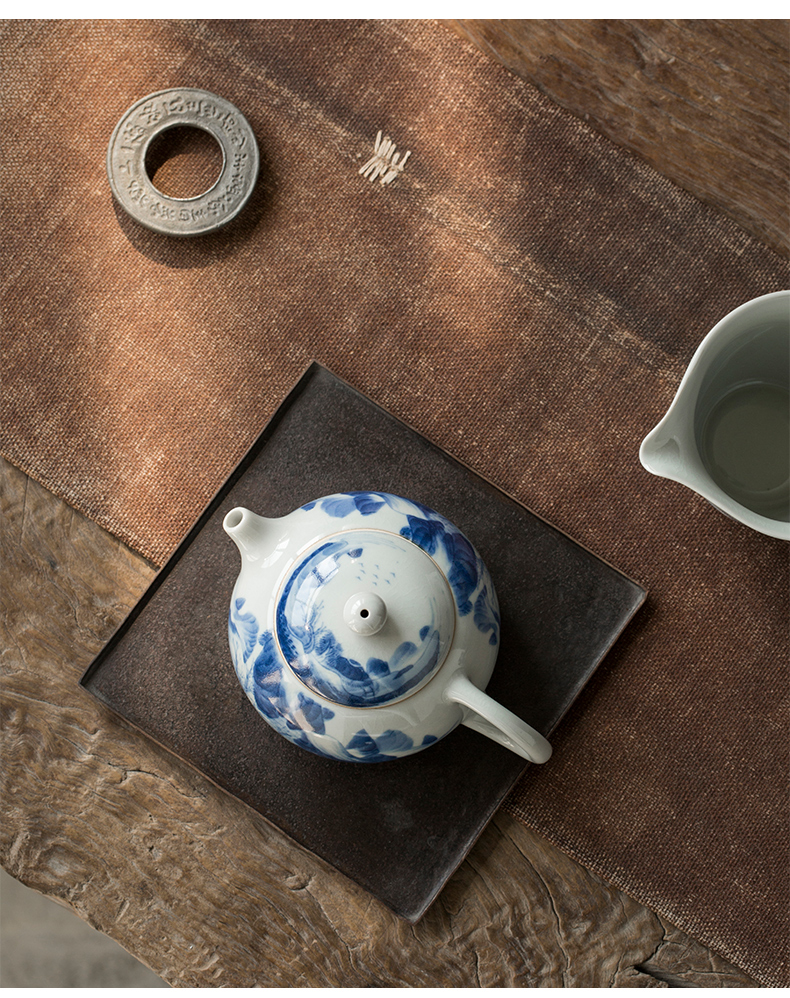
[{"x1": 640, "y1": 290, "x2": 789, "y2": 540}]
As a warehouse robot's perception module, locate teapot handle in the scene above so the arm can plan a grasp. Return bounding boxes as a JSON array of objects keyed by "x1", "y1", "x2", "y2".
[{"x1": 443, "y1": 673, "x2": 552, "y2": 764}]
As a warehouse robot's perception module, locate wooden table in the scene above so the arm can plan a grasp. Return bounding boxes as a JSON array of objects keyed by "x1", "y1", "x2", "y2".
[{"x1": 2, "y1": 20, "x2": 787, "y2": 987}]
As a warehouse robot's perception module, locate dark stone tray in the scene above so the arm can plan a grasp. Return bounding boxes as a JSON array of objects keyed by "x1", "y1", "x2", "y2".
[{"x1": 81, "y1": 363, "x2": 646, "y2": 920}]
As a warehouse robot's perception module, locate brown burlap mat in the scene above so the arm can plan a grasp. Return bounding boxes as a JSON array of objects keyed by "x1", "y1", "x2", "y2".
[{"x1": 2, "y1": 19, "x2": 788, "y2": 986}]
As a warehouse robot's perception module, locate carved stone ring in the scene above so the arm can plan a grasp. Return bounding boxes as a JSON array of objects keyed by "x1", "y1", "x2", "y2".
[{"x1": 107, "y1": 88, "x2": 259, "y2": 236}]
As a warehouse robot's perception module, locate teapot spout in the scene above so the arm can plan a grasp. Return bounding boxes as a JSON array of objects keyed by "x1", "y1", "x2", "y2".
[{"x1": 223, "y1": 507, "x2": 270, "y2": 561}]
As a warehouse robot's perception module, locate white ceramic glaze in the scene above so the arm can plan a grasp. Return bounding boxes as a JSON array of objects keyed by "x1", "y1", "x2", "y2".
[
  {"x1": 640, "y1": 290, "x2": 790, "y2": 540},
  {"x1": 223, "y1": 492, "x2": 552, "y2": 764}
]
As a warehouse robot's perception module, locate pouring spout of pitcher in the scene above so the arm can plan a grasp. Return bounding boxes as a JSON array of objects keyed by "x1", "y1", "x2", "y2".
[
  {"x1": 638, "y1": 384, "x2": 707, "y2": 489},
  {"x1": 639, "y1": 422, "x2": 685, "y2": 482}
]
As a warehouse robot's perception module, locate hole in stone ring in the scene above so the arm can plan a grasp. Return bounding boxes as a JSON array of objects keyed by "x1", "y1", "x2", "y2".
[
  {"x1": 360, "y1": 609, "x2": 370, "y2": 618},
  {"x1": 144, "y1": 125, "x2": 224, "y2": 200}
]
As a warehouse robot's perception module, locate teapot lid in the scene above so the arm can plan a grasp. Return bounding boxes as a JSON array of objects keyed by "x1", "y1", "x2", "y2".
[{"x1": 275, "y1": 528, "x2": 456, "y2": 707}]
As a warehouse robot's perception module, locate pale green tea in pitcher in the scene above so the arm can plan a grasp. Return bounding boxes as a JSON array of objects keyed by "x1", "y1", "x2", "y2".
[{"x1": 699, "y1": 380, "x2": 790, "y2": 521}]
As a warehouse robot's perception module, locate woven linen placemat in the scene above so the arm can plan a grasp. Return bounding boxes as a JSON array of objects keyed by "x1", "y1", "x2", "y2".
[{"x1": 1, "y1": 19, "x2": 788, "y2": 986}]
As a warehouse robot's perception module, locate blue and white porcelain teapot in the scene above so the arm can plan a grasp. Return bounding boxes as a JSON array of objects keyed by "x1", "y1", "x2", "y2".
[{"x1": 223, "y1": 492, "x2": 552, "y2": 765}]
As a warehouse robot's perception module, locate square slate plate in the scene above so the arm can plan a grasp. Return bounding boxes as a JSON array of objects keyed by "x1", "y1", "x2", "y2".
[{"x1": 81, "y1": 363, "x2": 646, "y2": 921}]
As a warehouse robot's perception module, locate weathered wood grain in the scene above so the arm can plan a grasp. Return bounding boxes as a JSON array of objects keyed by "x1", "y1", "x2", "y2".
[
  {"x1": 443, "y1": 19, "x2": 790, "y2": 256},
  {"x1": 0, "y1": 457, "x2": 759, "y2": 987}
]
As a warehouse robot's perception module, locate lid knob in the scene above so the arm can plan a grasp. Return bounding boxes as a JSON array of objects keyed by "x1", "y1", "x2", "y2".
[{"x1": 344, "y1": 592, "x2": 387, "y2": 636}]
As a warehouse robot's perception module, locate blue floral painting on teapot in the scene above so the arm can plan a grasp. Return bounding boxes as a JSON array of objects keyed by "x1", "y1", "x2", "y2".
[
  {"x1": 303, "y1": 492, "x2": 500, "y2": 630},
  {"x1": 227, "y1": 493, "x2": 501, "y2": 762},
  {"x1": 230, "y1": 596, "x2": 442, "y2": 762},
  {"x1": 275, "y1": 533, "x2": 449, "y2": 706}
]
